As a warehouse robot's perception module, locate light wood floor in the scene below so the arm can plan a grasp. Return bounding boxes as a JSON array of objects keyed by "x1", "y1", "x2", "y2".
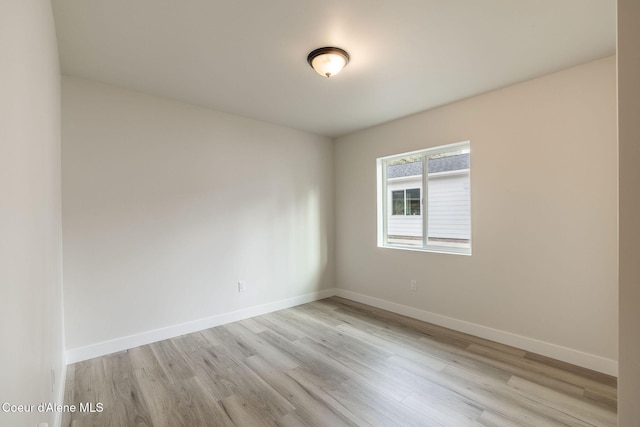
[{"x1": 62, "y1": 297, "x2": 617, "y2": 426}]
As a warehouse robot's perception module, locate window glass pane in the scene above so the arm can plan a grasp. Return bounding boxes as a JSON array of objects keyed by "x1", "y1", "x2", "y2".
[
  {"x1": 391, "y1": 190, "x2": 405, "y2": 215},
  {"x1": 427, "y1": 150, "x2": 470, "y2": 249},
  {"x1": 386, "y1": 158, "x2": 423, "y2": 247},
  {"x1": 406, "y1": 188, "x2": 421, "y2": 215}
]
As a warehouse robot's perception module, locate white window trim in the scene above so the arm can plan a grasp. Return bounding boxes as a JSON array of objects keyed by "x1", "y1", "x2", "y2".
[{"x1": 377, "y1": 141, "x2": 471, "y2": 256}]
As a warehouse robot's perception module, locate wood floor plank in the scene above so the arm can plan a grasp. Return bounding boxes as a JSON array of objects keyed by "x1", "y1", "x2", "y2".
[
  {"x1": 130, "y1": 365, "x2": 187, "y2": 427},
  {"x1": 275, "y1": 309, "x2": 394, "y2": 363},
  {"x1": 175, "y1": 342, "x2": 238, "y2": 401},
  {"x1": 475, "y1": 409, "x2": 534, "y2": 427},
  {"x1": 254, "y1": 312, "x2": 307, "y2": 341},
  {"x1": 294, "y1": 303, "x2": 347, "y2": 327},
  {"x1": 100, "y1": 351, "x2": 154, "y2": 427},
  {"x1": 373, "y1": 326, "x2": 516, "y2": 385},
  {"x1": 584, "y1": 387, "x2": 618, "y2": 412},
  {"x1": 258, "y1": 330, "x2": 351, "y2": 388},
  {"x1": 195, "y1": 343, "x2": 296, "y2": 422},
  {"x1": 467, "y1": 342, "x2": 616, "y2": 404},
  {"x1": 293, "y1": 334, "x2": 415, "y2": 402},
  {"x1": 278, "y1": 411, "x2": 318, "y2": 427},
  {"x1": 332, "y1": 297, "x2": 530, "y2": 358},
  {"x1": 170, "y1": 332, "x2": 211, "y2": 354},
  {"x1": 201, "y1": 325, "x2": 255, "y2": 360},
  {"x1": 449, "y1": 342, "x2": 589, "y2": 398},
  {"x1": 307, "y1": 299, "x2": 341, "y2": 313},
  {"x1": 507, "y1": 376, "x2": 617, "y2": 427},
  {"x1": 244, "y1": 354, "x2": 356, "y2": 427},
  {"x1": 199, "y1": 328, "x2": 226, "y2": 347},
  {"x1": 72, "y1": 356, "x2": 107, "y2": 405},
  {"x1": 401, "y1": 390, "x2": 479, "y2": 426},
  {"x1": 149, "y1": 339, "x2": 196, "y2": 384},
  {"x1": 363, "y1": 322, "x2": 588, "y2": 403},
  {"x1": 238, "y1": 317, "x2": 269, "y2": 334},
  {"x1": 441, "y1": 365, "x2": 598, "y2": 427},
  {"x1": 285, "y1": 367, "x2": 373, "y2": 427},
  {"x1": 336, "y1": 322, "x2": 449, "y2": 372},
  {"x1": 127, "y1": 345, "x2": 161, "y2": 371},
  {"x1": 524, "y1": 351, "x2": 617, "y2": 387},
  {"x1": 184, "y1": 377, "x2": 236, "y2": 427},
  {"x1": 222, "y1": 322, "x2": 300, "y2": 371},
  {"x1": 219, "y1": 394, "x2": 274, "y2": 427},
  {"x1": 328, "y1": 378, "x2": 443, "y2": 427},
  {"x1": 329, "y1": 298, "x2": 486, "y2": 350},
  {"x1": 62, "y1": 297, "x2": 617, "y2": 426}
]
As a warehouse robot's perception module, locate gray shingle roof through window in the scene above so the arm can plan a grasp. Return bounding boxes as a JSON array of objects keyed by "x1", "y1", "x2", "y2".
[
  {"x1": 387, "y1": 160, "x2": 422, "y2": 178},
  {"x1": 387, "y1": 153, "x2": 469, "y2": 178}
]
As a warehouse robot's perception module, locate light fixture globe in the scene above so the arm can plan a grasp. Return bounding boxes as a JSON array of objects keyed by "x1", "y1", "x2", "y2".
[{"x1": 307, "y1": 47, "x2": 350, "y2": 78}]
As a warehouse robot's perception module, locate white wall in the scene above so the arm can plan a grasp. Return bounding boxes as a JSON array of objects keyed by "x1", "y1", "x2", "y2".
[
  {"x1": 0, "y1": 1, "x2": 65, "y2": 426},
  {"x1": 62, "y1": 77, "x2": 334, "y2": 355},
  {"x1": 335, "y1": 57, "x2": 617, "y2": 373},
  {"x1": 618, "y1": 0, "x2": 640, "y2": 422}
]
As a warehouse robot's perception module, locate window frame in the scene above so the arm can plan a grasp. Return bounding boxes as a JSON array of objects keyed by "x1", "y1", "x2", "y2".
[{"x1": 377, "y1": 141, "x2": 471, "y2": 255}]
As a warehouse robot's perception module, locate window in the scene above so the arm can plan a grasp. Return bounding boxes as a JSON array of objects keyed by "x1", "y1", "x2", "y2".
[
  {"x1": 377, "y1": 141, "x2": 471, "y2": 255},
  {"x1": 392, "y1": 188, "x2": 421, "y2": 215}
]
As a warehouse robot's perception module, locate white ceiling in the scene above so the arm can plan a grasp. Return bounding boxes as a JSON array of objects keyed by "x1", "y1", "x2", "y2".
[{"x1": 52, "y1": 0, "x2": 616, "y2": 138}]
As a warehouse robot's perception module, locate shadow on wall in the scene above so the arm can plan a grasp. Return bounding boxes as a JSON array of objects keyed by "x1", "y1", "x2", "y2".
[{"x1": 238, "y1": 183, "x2": 328, "y2": 297}]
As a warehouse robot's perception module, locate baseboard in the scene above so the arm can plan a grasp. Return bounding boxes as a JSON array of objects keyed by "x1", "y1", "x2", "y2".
[
  {"x1": 66, "y1": 288, "x2": 337, "y2": 364},
  {"x1": 66, "y1": 286, "x2": 618, "y2": 376},
  {"x1": 335, "y1": 289, "x2": 618, "y2": 376}
]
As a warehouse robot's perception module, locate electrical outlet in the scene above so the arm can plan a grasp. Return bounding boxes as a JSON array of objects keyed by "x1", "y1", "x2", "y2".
[
  {"x1": 410, "y1": 279, "x2": 418, "y2": 291},
  {"x1": 238, "y1": 281, "x2": 247, "y2": 293}
]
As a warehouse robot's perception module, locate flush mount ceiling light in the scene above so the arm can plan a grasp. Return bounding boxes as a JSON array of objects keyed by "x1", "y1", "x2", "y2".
[{"x1": 307, "y1": 47, "x2": 350, "y2": 78}]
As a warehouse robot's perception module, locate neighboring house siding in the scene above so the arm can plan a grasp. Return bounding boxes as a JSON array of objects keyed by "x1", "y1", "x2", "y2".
[
  {"x1": 428, "y1": 172, "x2": 470, "y2": 240},
  {"x1": 388, "y1": 216, "x2": 423, "y2": 237}
]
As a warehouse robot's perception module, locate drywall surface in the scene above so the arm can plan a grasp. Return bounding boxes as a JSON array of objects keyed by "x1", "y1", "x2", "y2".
[
  {"x1": 334, "y1": 57, "x2": 617, "y2": 371},
  {"x1": 618, "y1": 0, "x2": 640, "y2": 422},
  {"x1": 0, "y1": 1, "x2": 65, "y2": 426},
  {"x1": 62, "y1": 77, "x2": 334, "y2": 351}
]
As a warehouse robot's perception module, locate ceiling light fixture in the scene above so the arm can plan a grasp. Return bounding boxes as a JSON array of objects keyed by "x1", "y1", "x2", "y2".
[{"x1": 307, "y1": 47, "x2": 350, "y2": 78}]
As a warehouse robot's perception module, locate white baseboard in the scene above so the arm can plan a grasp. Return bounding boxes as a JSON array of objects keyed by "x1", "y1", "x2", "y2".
[
  {"x1": 66, "y1": 288, "x2": 337, "y2": 364},
  {"x1": 335, "y1": 289, "x2": 618, "y2": 376},
  {"x1": 66, "y1": 286, "x2": 617, "y2": 376}
]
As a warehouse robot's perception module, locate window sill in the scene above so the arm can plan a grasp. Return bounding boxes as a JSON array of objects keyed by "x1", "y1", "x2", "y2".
[{"x1": 378, "y1": 243, "x2": 472, "y2": 256}]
